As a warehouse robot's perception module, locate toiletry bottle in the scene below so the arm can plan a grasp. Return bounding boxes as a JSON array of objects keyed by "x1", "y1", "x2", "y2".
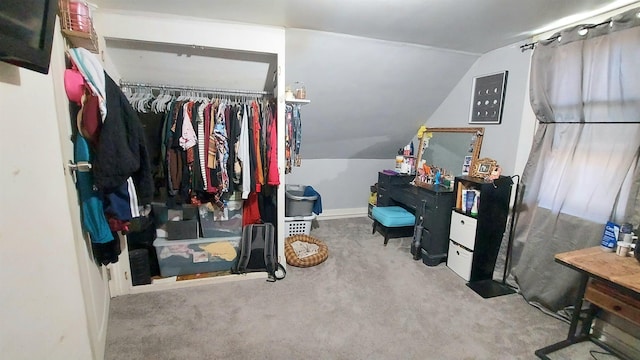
[
  {"x1": 465, "y1": 190, "x2": 475, "y2": 215},
  {"x1": 471, "y1": 191, "x2": 479, "y2": 216},
  {"x1": 461, "y1": 189, "x2": 468, "y2": 212}
]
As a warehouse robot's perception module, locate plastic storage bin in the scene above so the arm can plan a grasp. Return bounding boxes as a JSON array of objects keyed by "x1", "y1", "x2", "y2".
[
  {"x1": 198, "y1": 201, "x2": 243, "y2": 238},
  {"x1": 153, "y1": 236, "x2": 240, "y2": 277},
  {"x1": 285, "y1": 214, "x2": 316, "y2": 237},
  {"x1": 285, "y1": 184, "x2": 317, "y2": 217}
]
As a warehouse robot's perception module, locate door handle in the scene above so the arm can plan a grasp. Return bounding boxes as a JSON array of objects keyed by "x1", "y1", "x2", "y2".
[{"x1": 67, "y1": 161, "x2": 92, "y2": 173}]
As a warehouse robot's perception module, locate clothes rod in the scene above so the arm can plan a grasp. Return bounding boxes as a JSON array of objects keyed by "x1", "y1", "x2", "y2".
[{"x1": 119, "y1": 81, "x2": 271, "y2": 96}]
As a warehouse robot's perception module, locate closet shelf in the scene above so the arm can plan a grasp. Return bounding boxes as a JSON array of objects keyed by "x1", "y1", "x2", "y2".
[
  {"x1": 286, "y1": 99, "x2": 311, "y2": 105},
  {"x1": 58, "y1": 0, "x2": 99, "y2": 53},
  {"x1": 61, "y1": 29, "x2": 99, "y2": 53}
]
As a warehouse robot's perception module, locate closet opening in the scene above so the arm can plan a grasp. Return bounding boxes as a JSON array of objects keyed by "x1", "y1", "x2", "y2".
[{"x1": 101, "y1": 37, "x2": 281, "y2": 291}]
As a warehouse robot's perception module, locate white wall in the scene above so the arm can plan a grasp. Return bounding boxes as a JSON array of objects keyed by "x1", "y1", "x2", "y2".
[
  {"x1": 427, "y1": 43, "x2": 535, "y2": 177},
  {"x1": 285, "y1": 29, "x2": 479, "y2": 159},
  {"x1": 286, "y1": 43, "x2": 535, "y2": 214},
  {"x1": 0, "y1": 32, "x2": 94, "y2": 359},
  {"x1": 285, "y1": 159, "x2": 390, "y2": 218}
]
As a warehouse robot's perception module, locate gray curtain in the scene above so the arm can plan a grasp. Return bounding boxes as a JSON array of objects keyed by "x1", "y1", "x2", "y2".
[{"x1": 510, "y1": 8, "x2": 640, "y2": 312}]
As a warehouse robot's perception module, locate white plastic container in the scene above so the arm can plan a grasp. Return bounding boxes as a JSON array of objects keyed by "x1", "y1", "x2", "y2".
[
  {"x1": 153, "y1": 236, "x2": 240, "y2": 277},
  {"x1": 284, "y1": 214, "x2": 316, "y2": 237}
]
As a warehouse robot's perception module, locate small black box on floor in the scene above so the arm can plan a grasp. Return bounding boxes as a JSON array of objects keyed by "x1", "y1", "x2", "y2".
[
  {"x1": 129, "y1": 249, "x2": 151, "y2": 286},
  {"x1": 166, "y1": 220, "x2": 199, "y2": 240}
]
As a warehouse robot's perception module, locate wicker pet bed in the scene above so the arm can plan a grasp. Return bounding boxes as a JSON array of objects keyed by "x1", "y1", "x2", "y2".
[{"x1": 284, "y1": 234, "x2": 329, "y2": 267}]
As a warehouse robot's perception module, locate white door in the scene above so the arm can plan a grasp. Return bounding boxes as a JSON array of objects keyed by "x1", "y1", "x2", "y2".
[{"x1": 52, "y1": 27, "x2": 110, "y2": 359}]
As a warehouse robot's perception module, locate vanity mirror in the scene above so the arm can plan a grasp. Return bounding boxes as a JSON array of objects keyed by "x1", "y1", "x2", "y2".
[{"x1": 414, "y1": 127, "x2": 484, "y2": 188}]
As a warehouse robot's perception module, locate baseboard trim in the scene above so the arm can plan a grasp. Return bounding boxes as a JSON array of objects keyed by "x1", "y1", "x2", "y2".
[{"x1": 316, "y1": 207, "x2": 368, "y2": 220}]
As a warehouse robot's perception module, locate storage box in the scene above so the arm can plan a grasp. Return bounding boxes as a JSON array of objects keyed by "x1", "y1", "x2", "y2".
[
  {"x1": 166, "y1": 219, "x2": 199, "y2": 240},
  {"x1": 198, "y1": 202, "x2": 243, "y2": 238},
  {"x1": 285, "y1": 184, "x2": 318, "y2": 217},
  {"x1": 285, "y1": 214, "x2": 316, "y2": 237},
  {"x1": 152, "y1": 203, "x2": 203, "y2": 240},
  {"x1": 151, "y1": 202, "x2": 169, "y2": 225},
  {"x1": 153, "y1": 236, "x2": 240, "y2": 277},
  {"x1": 447, "y1": 240, "x2": 473, "y2": 281}
]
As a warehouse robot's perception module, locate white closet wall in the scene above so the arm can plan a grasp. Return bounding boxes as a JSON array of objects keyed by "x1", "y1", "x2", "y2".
[
  {"x1": 93, "y1": 10, "x2": 287, "y2": 295},
  {"x1": 0, "y1": 27, "x2": 98, "y2": 359}
]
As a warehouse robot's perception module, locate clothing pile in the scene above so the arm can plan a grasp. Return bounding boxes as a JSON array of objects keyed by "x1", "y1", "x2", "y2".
[{"x1": 65, "y1": 48, "x2": 154, "y2": 265}]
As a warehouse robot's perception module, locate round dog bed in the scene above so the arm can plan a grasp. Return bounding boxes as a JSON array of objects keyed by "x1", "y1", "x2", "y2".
[{"x1": 284, "y1": 234, "x2": 329, "y2": 267}]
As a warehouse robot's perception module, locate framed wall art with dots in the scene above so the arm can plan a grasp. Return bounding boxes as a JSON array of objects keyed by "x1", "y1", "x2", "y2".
[{"x1": 469, "y1": 71, "x2": 508, "y2": 124}]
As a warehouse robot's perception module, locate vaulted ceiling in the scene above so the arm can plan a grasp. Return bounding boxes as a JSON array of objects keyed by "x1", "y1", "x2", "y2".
[
  {"x1": 92, "y1": 0, "x2": 638, "y2": 159},
  {"x1": 94, "y1": 0, "x2": 634, "y2": 54}
]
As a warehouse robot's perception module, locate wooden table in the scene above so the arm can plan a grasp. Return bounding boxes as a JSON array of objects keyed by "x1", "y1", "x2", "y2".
[{"x1": 535, "y1": 246, "x2": 640, "y2": 359}]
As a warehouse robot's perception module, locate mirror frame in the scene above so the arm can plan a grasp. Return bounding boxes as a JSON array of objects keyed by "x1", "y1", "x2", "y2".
[{"x1": 414, "y1": 127, "x2": 484, "y2": 188}]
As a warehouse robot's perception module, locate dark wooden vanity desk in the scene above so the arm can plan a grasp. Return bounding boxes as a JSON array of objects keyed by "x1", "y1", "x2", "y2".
[{"x1": 376, "y1": 171, "x2": 454, "y2": 265}]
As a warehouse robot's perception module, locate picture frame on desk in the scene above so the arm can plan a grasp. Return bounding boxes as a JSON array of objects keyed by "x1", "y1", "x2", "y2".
[{"x1": 469, "y1": 157, "x2": 497, "y2": 178}]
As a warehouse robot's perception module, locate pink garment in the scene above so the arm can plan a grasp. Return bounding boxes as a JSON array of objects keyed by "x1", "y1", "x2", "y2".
[
  {"x1": 64, "y1": 67, "x2": 85, "y2": 105},
  {"x1": 179, "y1": 102, "x2": 197, "y2": 150}
]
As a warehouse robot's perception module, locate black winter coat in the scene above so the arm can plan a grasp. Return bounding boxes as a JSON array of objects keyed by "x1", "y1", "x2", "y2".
[{"x1": 92, "y1": 73, "x2": 153, "y2": 204}]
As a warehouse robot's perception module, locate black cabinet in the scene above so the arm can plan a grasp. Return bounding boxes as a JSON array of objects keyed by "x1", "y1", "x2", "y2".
[
  {"x1": 415, "y1": 186, "x2": 455, "y2": 266},
  {"x1": 376, "y1": 172, "x2": 454, "y2": 266},
  {"x1": 376, "y1": 172, "x2": 413, "y2": 207},
  {"x1": 447, "y1": 176, "x2": 512, "y2": 282}
]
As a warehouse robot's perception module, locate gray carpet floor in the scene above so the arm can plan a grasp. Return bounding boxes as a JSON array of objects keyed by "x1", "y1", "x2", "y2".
[{"x1": 105, "y1": 217, "x2": 602, "y2": 360}]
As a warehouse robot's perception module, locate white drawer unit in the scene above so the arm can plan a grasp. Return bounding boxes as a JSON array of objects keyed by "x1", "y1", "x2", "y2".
[
  {"x1": 449, "y1": 211, "x2": 477, "y2": 250},
  {"x1": 447, "y1": 240, "x2": 473, "y2": 281}
]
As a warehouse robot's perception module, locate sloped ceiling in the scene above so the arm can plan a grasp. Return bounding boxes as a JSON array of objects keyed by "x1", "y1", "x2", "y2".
[{"x1": 93, "y1": 0, "x2": 636, "y2": 159}]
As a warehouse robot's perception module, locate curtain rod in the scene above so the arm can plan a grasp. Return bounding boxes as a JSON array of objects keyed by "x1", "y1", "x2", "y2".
[
  {"x1": 519, "y1": 18, "x2": 614, "y2": 52},
  {"x1": 119, "y1": 80, "x2": 271, "y2": 96}
]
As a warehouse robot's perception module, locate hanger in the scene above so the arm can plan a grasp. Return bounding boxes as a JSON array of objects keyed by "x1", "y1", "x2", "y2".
[{"x1": 136, "y1": 88, "x2": 153, "y2": 113}]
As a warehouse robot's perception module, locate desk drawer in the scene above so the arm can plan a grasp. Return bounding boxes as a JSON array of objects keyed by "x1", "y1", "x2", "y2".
[
  {"x1": 393, "y1": 190, "x2": 420, "y2": 212},
  {"x1": 378, "y1": 172, "x2": 412, "y2": 190},
  {"x1": 377, "y1": 188, "x2": 392, "y2": 206},
  {"x1": 449, "y1": 211, "x2": 477, "y2": 250},
  {"x1": 585, "y1": 280, "x2": 640, "y2": 326}
]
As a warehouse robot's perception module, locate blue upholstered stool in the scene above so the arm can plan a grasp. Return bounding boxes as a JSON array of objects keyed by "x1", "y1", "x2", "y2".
[{"x1": 371, "y1": 206, "x2": 416, "y2": 245}]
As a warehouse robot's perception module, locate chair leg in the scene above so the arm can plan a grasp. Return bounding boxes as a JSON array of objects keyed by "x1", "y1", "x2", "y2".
[
  {"x1": 372, "y1": 220, "x2": 377, "y2": 235},
  {"x1": 384, "y1": 233, "x2": 390, "y2": 246}
]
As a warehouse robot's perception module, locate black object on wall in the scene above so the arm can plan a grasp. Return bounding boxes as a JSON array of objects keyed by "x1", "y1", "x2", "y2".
[
  {"x1": 0, "y1": 1, "x2": 58, "y2": 74},
  {"x1": 469, "y1": 71, "x2": 508, "y2": 125}
]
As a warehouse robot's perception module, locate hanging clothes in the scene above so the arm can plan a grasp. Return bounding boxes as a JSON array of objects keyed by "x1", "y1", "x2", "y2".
[
  {"x1": 213, "y1": 101, "x2": 230, "y2": 194},
  {"x1": 251, "y1": 101, "x2": 265, "y2": 191},
  {"x1": 121, "y1": 85, "x2": 280, "y2": 226},
  {"x1": 67, "y1": 48, "x2": 157, "y2": 265},
  {"x1": 237, "y1": 103, "x2": 251, "y2": 199},
  {"x1": 266, "y1": 102, "x2": 280, "y2": 186}
]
